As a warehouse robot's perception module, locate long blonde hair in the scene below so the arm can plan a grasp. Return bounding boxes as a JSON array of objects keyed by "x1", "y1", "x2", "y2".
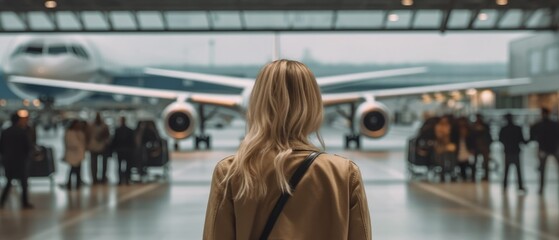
[{"x1": 223, "y1": 59, "x2": 324, "y2": 200}]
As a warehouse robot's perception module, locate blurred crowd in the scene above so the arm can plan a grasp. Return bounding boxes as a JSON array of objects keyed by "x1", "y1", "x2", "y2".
[
  {"x1": 410, "y1": 108, "x2": 559, "y2": 195},
  {"x1": 0, "y1": 111, "x2": 165, "y2": 209}
]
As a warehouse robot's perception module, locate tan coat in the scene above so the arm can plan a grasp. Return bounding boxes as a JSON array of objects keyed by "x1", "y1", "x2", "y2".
[
  {"x1": 64, "y1": 129, "x2": 86, "y2": 167},
  {"x1": 203, "y1": 152, "x2": 372, "y2": 240}
]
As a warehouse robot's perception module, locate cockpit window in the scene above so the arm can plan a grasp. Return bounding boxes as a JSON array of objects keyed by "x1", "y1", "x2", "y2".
[
  {"x1": 11, "y1": 46, "x2": 25, "y2": 57},
  {"x1": 70, "y1": 45, "x2": 89, "y2": 59},
  {"x1": 48, "y1": 45, "x2": 68, "y2": 55},
  {"x1": 25, "y1": 45, "x2": 44, "y2": 54}
]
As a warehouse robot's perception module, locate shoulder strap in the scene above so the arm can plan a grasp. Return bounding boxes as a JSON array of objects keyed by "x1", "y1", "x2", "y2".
[{"x1": 259, "y1": 151, "x2": 323, "y2": 240}]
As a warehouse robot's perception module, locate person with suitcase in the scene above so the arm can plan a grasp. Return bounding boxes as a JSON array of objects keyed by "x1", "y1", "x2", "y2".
[
  {"x1": 111, "y1": 117, "x2": 135, "y2": 185},
  {"x1": 0, "y1": 111, "x2": 34, "y2": 209}
]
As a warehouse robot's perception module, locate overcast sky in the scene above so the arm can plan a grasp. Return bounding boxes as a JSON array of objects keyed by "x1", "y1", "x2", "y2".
[{"x1": 0, "y1": 32, "x2": 530, "y2": 67}]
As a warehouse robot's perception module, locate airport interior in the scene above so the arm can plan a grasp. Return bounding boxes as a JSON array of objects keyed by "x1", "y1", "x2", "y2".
[{"x1": 1, "y1": 0, "x2": 559, "y2": 239}]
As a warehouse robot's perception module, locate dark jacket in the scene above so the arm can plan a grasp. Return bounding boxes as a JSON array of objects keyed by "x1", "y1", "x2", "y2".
[
  {"x1": 499, "y1": 124, "x2": 526, "y2": 154},
  {"x1": 0, "y1": 125, "x2": 32, "y2": 179},
  {"x1": 530, "y1": 119, "x2": 559, "y2": 153},
  {"x1": 472, "y1": 121, "x2": 492, "y2": 152},
  {"x1": 457, "y1": 134, "x2": 476, "y2": 155},
  {"x1": 111, "y1": 126, "x2": 136, "y2": 152}
]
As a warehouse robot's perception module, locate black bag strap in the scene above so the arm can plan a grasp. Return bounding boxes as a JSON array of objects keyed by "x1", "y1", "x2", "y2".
[{"x1": 259, "y1": 151, "x2": 323, "y2": 240}]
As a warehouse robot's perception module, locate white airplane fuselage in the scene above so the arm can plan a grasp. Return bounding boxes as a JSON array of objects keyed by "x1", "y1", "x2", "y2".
[{"x1": 2, "y1": 36, "x2": 109, "y2": 105}]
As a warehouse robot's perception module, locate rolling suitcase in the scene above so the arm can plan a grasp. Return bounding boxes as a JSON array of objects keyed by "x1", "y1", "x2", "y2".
[{"x1": 29, "y1": 145, "x2": 56, "y2": 177}]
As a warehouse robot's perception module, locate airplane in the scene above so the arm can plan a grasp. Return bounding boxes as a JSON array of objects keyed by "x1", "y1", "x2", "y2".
[{"x1": 3, "y1": 36, "x2": 531, "y2": 150}]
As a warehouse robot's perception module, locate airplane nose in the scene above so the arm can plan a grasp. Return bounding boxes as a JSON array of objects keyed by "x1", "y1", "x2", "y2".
[
  {"x1": 4, "y1": 56, "x2": 42, "y2": 75},
  {"x1": 36, "y1": 66, "x2": 47, "y2": 75}
]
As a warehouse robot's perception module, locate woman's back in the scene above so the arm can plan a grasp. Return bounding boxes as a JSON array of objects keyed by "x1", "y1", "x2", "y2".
[
  {"x1": 204, "y1": 152, "x2": 371, "y2": 240},
  {"x1": 203, "y1": 60, "x2": 371, "y2": 240}
]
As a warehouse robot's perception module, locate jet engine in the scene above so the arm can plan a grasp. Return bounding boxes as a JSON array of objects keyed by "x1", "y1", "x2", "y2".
[
  {"x1": 355, "y1": 101, "x2": 390, "y2": 138},
  {"x1": 162, "y1": 102, "x2": 198, "y2": 140}
]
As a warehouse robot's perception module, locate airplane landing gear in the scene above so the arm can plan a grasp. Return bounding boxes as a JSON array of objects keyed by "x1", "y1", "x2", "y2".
[
  {"x1": 195, "y1": 135, "x2": 211, "y2": 150},
  {"x1": 338, "y1": 103, "x2": 361, "y2": 150},
  {"x1": 345, "y1": 134, "x2": 361, "y2": 150},
  {"x1": 194, "y1": 104, "x2": 217, "y2": 150}
]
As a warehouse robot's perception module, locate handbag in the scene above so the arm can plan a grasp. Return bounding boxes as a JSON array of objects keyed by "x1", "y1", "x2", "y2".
[{"x1": 259, "y1": 151, "x2": 323, "y2": 240}]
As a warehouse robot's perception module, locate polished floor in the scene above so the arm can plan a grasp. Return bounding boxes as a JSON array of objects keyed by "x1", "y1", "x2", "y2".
[{"x1": 0, "y1": 124, "x2": 558, "y2": 240}]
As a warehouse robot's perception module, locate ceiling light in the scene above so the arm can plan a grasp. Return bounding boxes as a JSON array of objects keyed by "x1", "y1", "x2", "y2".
[
  {"x1": 18, "y1": 109, "x2": 29, "y2": 118},
  {"x1": 480, "y1": 90, "x2": 495, "y2": 106},
  {"x1": 388, "y1": 14, "x2": 399, "y2": 22},
  {"x1": 33, "y1": 99, "x2": 41, "y2": 107},
  {"x1": 496, "y1": 0, "x2": 508, "y2": 6},
  {"x1": 478, "y1": 13, "x2": 489, "y2": 21},
  {"x1": 447, "y1": 99, "x2": 456, "y2": 108},
  {"x1": 422, "y1": 94, "x2": 432, "y2": 104},
  {"x1": 44, "y1": 0, "x2": 57, "y2": 9},
  {"x1": 401, "y1": 0, "x2": 413, "y2": 6}
]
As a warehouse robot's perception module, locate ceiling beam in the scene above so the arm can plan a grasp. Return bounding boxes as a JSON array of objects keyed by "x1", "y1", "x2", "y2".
[
  {"x1": 408, "y1": 9, "x2": 417, "y2": 29},
  {"x1": 0, "y1": 1, "x2": 556, "y2": 12},
  {"x1": 160, "y1": 11, "x2": 168, "y2": 30},
  {"x1": 16, "y1": 12, "x2": 30, "y2": 31},
  {"x1": 493, "y1": 9, "x2": 508, "y2": 28},
  {"x1": 551, "y1": 7, "x2": 559, "y2": 30},
  {"x1": 240, "y1": 11, "x2": 247, "y2": 30},
  {"x1": 440, "y1": 0, "x2": 454, "y2": 33},
  {"x1": 46, "y1": 12, "x2": 59, "y2": 31},
  {"x1": 73, "y1": 11, "x2": 85, "y2": 30},
  {"x1": 381, "y1": 10, "x2": 389, "y2": 29},
  {"x1": 467, "y1": 9, "x2": 481, "y2": 29},
  {"x1": 520, "y1": 9, "x2": 536, "y2": 28},
  {"x1": 103, "y1": 11, "x2": 114, "y2": 31},
  {"x1": 0, "y1": 26, "x2": 554, "y2": 33},
  {"x1": 206, "y1": 11, "x2": 214, "y2": 30},
  {"x1": 131, "y1": 11, "x2": 140, "y2": 30},
  {"x1": 331, "y1": 10, "x2": 338, "y2": 30}
]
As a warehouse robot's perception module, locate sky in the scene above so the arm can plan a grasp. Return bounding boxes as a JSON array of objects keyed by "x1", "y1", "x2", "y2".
[{"x1": 0, "y1": 32, "x2": 530, "y2": 67}]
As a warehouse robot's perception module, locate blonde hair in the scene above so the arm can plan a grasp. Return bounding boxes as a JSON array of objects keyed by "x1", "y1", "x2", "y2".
[{"x1": 223, "y1": 59, "x2": 324, "y2": 200}]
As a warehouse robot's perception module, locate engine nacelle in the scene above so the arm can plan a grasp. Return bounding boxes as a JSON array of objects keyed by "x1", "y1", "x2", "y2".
[
  {"x1": 355, "y1": 101, "x2": 390, "y2": 138},
  {"x1": 162, "y1": 102, "x2": 198, "y2": 140}
]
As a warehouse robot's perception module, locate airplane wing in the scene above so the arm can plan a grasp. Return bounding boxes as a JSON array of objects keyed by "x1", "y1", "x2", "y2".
[
  {"x1": 10, "y1": 75, "x2": 531, "y2": 111},
  {"x1": 316, "y1": 67, "x2": 427, "y2": 87},
  {"x1": 144, "y1": 68, "x2": 253, "y2": 89},
  {"x1": 322, "y1": 78, "x2": 531, "y2": 106},
  {"x1": 8, "y1": 75, "x2": 242, "y2": 108},
  {"x1": 145, "y1": 67, "x2": 427, "y2": 89}
]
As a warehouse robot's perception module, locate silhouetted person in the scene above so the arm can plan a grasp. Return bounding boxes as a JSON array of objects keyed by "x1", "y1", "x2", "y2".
[
  {"x1": 472, "y1": 114, "x2": 492, "y2": 181},
  {"x1": 0, "y1": 111, "x2": 33, "y2": 209},
  {"x1": 434, "y1": 116, "x2": 457, "y2": 182},
  {"x1": 64, "y1": 120, "x2": 86, "y2": 190},
  {"x1": 456, "y1": 118, "x2": 475, "y2": 181},
  {"x1": 530, "y1": 108, "x2": 559, "y2": 195},
  {"x1": 87, "y1": 112, "x2": 111, "y2": 184},
  {"x1": 499, "y1": 113, "x2": 527, "y2": 193},
  {"x1": 111, "y1": 117, "x2": 135, "y2": 185}
]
